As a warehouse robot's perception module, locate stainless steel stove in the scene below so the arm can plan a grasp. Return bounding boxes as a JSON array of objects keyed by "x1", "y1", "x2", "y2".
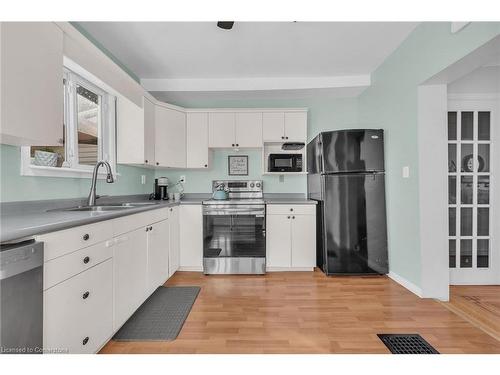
[{"x1": 202, "y1": 180, "x2": 266, "y2": 274}]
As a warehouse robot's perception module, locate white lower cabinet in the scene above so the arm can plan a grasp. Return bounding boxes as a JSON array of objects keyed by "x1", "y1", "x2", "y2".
[
  {"x1": 266, "y1": 204, "x2": 316, "y2": 270},
  {"x1": 168, "y1": 206, "x2": 181, "y2": 277},
  {"x1": 147, "y1": 219, "x2": 170, "y2": 295},
  {"x1": 113, "y1": 227, "x2": 148, "y2": 331},
  {"x1": 179, "y1": 204, "x2": 203, "y2": 271},
  {"x1": 43, "y1": 259, "x2": 113, "y2": 354}
]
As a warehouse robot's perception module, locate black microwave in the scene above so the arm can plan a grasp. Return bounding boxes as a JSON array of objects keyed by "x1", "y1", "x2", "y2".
[{"x1": 268, "y1": 153, "x2": 303, "y2": 172}]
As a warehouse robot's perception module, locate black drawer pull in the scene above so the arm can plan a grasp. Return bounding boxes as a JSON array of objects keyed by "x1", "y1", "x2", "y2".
[
  {"x1": 83, "y1": 256, "x2": 90, "y2": 264},
  {"x1": 83, "y1": 233, "x2": 90, "y2": 241},
  {"x1": 82, "y1": 291, "x2": 90, "y2": 300},
  {"x1": 82, "y1": 337, "x2": 89, "y2": 345},
  {"x1": 290, "y1": 208, "x2": 294, "y2": 212}
]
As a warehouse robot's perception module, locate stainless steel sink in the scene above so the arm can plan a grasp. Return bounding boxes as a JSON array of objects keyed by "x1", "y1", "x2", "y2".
[{"x1": 47, "y1": 202, "x2": 160, "y2": 212}]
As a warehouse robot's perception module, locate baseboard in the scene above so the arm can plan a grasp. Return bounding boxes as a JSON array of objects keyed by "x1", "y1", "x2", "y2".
[
  {"x1": 266, "y1": 267, "x2": 315, "y2": 272},
  {"x1": 388, "y1": 271, "x2": 423, "y2": 298},
  {"x1": 178, "y1": 266, "x2": 203, "y2": 272}
]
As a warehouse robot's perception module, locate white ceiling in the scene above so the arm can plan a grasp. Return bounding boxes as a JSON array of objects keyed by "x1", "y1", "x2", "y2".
[{"x1": 76, "y1": 22, "x2": 418, "y2": 98}]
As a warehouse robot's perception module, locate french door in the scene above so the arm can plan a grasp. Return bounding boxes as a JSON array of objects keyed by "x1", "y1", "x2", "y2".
[{"x1": 447, "y1": 98, "x2": 499, "y2": 284}]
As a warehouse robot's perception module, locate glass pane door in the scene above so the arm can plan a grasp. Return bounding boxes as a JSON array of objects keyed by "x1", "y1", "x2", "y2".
[{"x1": 447, "y1": 110, "x2": 492, "y2": 271}]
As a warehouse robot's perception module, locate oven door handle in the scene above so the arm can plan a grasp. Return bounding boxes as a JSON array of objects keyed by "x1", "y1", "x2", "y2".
[{"x1": 203, "y1": 207, "x2": 265, "y2": 216}]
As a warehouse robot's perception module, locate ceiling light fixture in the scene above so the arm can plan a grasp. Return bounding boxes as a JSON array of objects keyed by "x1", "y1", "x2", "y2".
[{"x1": 217, "y1": 22, "x2": 234, "y2": 30}]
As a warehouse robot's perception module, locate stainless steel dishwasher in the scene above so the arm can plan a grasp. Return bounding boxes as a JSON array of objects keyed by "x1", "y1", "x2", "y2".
[{"x1": 0, "y1": 240, "x2": 43, "y2": 354}]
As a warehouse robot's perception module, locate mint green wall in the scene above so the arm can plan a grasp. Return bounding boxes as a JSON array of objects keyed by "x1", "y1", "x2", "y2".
[
  {"x1": 0, "y1": 144, "x2": 155, "y2": 202},
  {"x1": 155, "y1": 97, "x2": 359, "y2": 193},
  {"x1": 358, "y1": 22, "x2": 500, "y2": 287}
]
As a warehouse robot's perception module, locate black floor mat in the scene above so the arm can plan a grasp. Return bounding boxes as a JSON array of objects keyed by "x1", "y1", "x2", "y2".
[{"x1": 377, "y1": 334, "x2": 439, "y2": 354}]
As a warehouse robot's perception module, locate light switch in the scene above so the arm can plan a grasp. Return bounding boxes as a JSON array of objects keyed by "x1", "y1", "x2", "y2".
[{"x1": 402, "y1": 166, "x2": 410, "y2": 178}]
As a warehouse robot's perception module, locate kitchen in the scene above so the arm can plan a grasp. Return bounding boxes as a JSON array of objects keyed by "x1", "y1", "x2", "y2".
[{"x1": 1, "y1": 8, "x2": 500, "y2": 369}]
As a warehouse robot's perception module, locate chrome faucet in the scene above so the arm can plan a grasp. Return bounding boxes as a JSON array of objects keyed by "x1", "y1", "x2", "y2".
[{"x1": 87, "y1": 161, "x2": 114, "y2": 206}]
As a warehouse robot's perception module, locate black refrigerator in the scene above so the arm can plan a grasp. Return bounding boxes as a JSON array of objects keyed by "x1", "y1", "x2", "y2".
[{"x1": 307, "y1": 129, "x2": 388, "y2": 275}]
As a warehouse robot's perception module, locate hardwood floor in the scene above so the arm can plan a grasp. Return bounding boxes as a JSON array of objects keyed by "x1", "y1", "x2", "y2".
[
  {"x1": 442, "y1": 285, "x2": 500, "y2": 342},
  {"x1": 100, "y1": 270, "x2": 500, "y2": 354}
]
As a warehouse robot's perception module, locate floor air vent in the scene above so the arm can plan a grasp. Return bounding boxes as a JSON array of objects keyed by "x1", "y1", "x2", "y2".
[{"x1": 377, "y1": 334, "x2": 439, "y2": 354}]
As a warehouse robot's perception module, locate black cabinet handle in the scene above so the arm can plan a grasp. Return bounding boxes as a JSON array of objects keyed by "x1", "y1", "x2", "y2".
[
  {"x1": 286, "y1": 137, "x2": 289, "y2": 139},
  {"x1": 287, "y1": 216, "x2": 291, "y2": 219},
  {"x1": 83, "y1": 256, "x2": 90, "y2": 264},
  {"x1": 82, "y1": 337, "x2": 89, "y2": 346},
  {"x1": 236, "y1": 144, "x2": 239, "y2": 147},
  {"x1": 292, "y1": 216, "x2": 295, "y2": 219},
  {"x1": 232, "y1": 144, "x2": 235, "y2": 147},
  {"x1": 82, "y1": 291, "x2": 90, "y2": 300},
  {"x1": 83, "y1": 233, "x2": 89, "y2": 241},
  {"x1": 156, "y1": 162, "x2": 159, "y2": 166},
  {"x1": 204, "y1": 164, "x2": 208, "y2": 168},
  {"x1": 290, "y1": 208, "x2": 293, "y2": 212},
  {"x1": 281, "y1": 136, "x2": 285, "y2": 139},
  {"x1": 145, "y1": 159, "x2": 148, "y2": 163}
]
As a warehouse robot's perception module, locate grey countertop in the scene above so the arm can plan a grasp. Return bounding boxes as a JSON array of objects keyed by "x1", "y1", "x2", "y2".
[{"x1": 1, "y1": 193, "x2": 315, "y2": 243}]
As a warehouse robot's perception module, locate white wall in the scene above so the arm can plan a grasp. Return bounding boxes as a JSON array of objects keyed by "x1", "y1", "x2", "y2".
[{"x1": 448, "y1": 66, "x2": 500, "y2": 94}]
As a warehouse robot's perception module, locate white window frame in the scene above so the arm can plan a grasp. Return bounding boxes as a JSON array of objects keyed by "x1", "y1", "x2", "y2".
[{"x1": 21, "y1": 58, "x2": 117, "y2": 179}]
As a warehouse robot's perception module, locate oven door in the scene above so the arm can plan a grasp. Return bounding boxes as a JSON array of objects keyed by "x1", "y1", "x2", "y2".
[{"x1": 203, "y1": 205, "x2": 266, "y2": 273}]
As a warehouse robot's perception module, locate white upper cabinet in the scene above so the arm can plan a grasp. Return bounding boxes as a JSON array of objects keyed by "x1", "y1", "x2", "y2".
[
  {"x1": 155, "y1": 105, "x2": 186, "y2": 168},
  {"x1": 116, "y1": 95, "x2": 145, "y2": 165},
  {"x1": 186, "y1": 112, "x2": 209, "y2": 168},
  {"x1": 262, "y1": 112, "x2": 285, "y2": 142},
  {"x1": 208, "y1": 112, "x2": 236, "y2": 148},
  {"x1": 235, "y1": 112, "x2": 263, "y2": 148},
  {"x1": 263, "y1": 111, "x2": 307, "y2": 142},
  {"x1": 143, "y1": 97, "x2": 156, "y2": 165},
  {"x1": 284, "y1": 112, "x2": 308, "y2": 141},
  {"x1": 0, "y1": 22, "x2": 64, "y2": 146}
]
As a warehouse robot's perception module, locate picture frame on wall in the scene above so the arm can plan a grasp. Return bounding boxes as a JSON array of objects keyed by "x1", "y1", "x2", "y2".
[{"x1": 228, "y1": 155, "x2": 248, "y2": 176}]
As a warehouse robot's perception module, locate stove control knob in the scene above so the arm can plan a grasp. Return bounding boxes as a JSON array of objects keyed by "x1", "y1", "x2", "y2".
[
  {"x1": 256, "y1": 183, "x2": 261, "y2": 188},
  {"x1": 250, "y1": 183, "x2": 255, "y2": 188}
]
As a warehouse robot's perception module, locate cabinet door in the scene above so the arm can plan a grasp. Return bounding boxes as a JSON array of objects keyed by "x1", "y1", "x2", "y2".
[
  {"x1": 44, "y1": 259, "x2": 113, "y2": 354},
  {"x1": 113, "y1": 227, "x2": 148, "y2": 331},
  {"x1": 143, "y1": 97, "x2": 156, "y2": 165},
  {"x1": 284, "y1": 112, "x2": 307, "y2": 141},
  {"x1": 179, "y1": 205, "x2": 203, "y2": 270},
  {"x1": 291, "y1": 214, "x2": 316, "y2": 268},
  {"x1": 1, "y1": 22, "x2": 63, "y2": 146},
  {"x1": 266, "y1": 214, "x2": 292, "y2": 267},
  {"x1": 235, "y1": 112, "x2": 263, "y2": 148},
  {"x1": 186, "y1": 112, "x2": 209, "y2": 168},
  {"x1": 208, "y1": 112, "x2": 235, "y2": 148},
  {"x1": 116, "y1": 94, "x2": 145, "y2": 165},
  {"x1": 168, "y1": 206, "x2": 181, "y2": 277},
  {"x1": 147, "y1": 219, "x2": 170, "y2": 294},
  {"x1": 262, "y1": 112, "x2": 285, "y2": 142},
  {"x1": 155, "y1": 105, "x2": 186, "y2": 168}
]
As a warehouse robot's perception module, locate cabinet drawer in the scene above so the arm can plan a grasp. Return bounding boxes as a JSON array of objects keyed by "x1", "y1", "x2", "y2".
[
  {"x1": 266, "y1": 204, "x2": 316, "y2": 216},
  {"x1": 112, "y1": 208, "x2": 169, "y2": 236},
  {"x1": 44, "y1": 240, "x2": 113, "y2": 290},
  {"x1": 44, "y1": 259, "x2": 113, "y2": 354},
  {"x1": 38, "y1": 221, "x2": 113, "y2": 261}
]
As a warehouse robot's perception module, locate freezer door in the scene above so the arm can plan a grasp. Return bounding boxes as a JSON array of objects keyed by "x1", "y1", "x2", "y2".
[
  {"x1": 322, "y1": 173, "x2": 388, "y2": 274},
  {"x1": 320, "y1": 129, "x2": 385, "y2": 173}
]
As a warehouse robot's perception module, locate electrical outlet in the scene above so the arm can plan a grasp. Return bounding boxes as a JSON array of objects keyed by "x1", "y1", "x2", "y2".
[
  {"x1": 279, "y1": 175, "x2": 285, "y2": 183},
  {"x1": 179, "y1": 175, "x2": 186, "y2": 183},
  {"x1": 402, "y1": 166, "x2": 410, "y2": 178},
  {"x1": 141, "y1": 175, "x2": 146, "y2": 185}
]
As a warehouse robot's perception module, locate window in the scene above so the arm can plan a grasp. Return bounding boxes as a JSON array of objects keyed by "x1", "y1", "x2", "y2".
[{"x1": 22, "y1": 67, "x2": 116, "y2": 178}]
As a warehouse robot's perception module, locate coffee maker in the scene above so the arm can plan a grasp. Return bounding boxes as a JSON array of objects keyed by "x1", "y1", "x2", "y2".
[{"x1": 153, "y1": 177, "x2": 169, "y2": 200}]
